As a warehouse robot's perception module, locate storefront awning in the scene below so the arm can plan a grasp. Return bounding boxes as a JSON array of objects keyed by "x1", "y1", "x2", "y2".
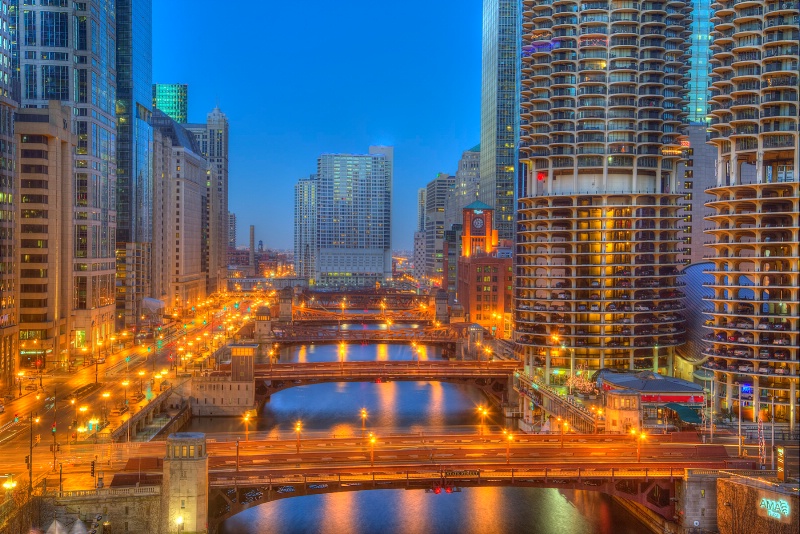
[{"x1": 662, "y1": 402, "x2": 702, "y2": 424}]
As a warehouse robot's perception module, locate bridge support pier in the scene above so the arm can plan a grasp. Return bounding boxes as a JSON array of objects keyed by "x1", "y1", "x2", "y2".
[
  {"x1": 161, "y1": 433, "x2": 209, "y2": 533},
  {"x1": 673, "y1": 470, "x2": 721, "y2": 533}
]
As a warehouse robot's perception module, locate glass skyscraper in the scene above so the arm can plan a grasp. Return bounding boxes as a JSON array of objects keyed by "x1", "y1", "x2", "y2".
[
  {"x1": 479, "y1": 0, "x2": 518, "y2": 242},
  {"x1": 16, "y1": 0, "x2": 118, "y2": 360},
  {"x1": 153, "y1": 83, "x2": 188, "y2": 123},
  {"x1": 116, "y1": 0, "x2": 154, "y2": 329}
]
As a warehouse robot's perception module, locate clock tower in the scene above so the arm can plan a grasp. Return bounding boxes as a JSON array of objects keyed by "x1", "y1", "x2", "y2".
[{"x1": 461, "y1": 200, "x2": 497, "y2": 258}]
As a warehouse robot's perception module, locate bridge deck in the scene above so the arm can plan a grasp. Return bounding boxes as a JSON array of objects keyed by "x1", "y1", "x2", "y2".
[{"x1": 254, "y1": 360, "x2": 520, "y2": 380}]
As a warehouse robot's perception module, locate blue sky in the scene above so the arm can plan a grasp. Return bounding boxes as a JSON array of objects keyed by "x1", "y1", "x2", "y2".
[{"x1": 153, "y1": 0, "x2": 483, "y2": 250}]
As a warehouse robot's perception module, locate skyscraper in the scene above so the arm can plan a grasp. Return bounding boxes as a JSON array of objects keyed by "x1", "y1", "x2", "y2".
[
  {"x1": 153, "y1": 83, "x2": 188, "y2": 123},
  {"x1": 515, "y1": 1, "x2": 692, "y2": 402},
  {"x1": 479, "y1": 0, "x2": 518, "y2": 241},
  {"x1": 445, "y1": 145, "x2": 481, "y2": 232},
  {"x1": 16, "y1": 1, "x2": 118, "y2": 361},
  {"x1": 703, "y1": 0, "x2": 799, "y2": 429},
  {"x1": 187, "y1": 108, "x2": 229, "y2": 294},
  {"x1": 116, "y1": 0, "x2": 154, "y2": 330},
  {"x1": 228, "y1": 211, "x2": 237, "y2": 249},
  {"x1": 293, "y1": 175, "x2": 317, "y2": 280},
  {"x1": 687, "y1": 0, "x2": 712, "y2": 124},
  {"x1": 313, "y1": 147, "x2": 393, "y2": 288},
  {"x1": 0, "y1": 2, "x2": 16, "y2": 388},
  {"x1": 425, "y1": 173, "x2": 455, "y2": 283}
]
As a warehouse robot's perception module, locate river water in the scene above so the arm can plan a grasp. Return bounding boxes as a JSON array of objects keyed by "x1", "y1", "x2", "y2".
[{"x1": 185, "y1": 332, "x2": 650, "y2": 533}]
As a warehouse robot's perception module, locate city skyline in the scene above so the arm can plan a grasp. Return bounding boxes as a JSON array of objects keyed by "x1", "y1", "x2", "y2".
[{"x1": 153, "y1": 0, "x2": 483, "y2": 250}]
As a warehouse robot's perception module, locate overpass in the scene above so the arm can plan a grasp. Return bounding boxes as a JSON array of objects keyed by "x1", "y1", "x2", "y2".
[
  {"x1": 253, "y1": 360, "x2": 521, "y2": 402},
  {"x1": 290, "y1": 307, "x2": 432, "y2": 324},
  {"x1": 296, "y1": 291, "x2": 431, "y2": 311},
  {"x1": 270, "y1": 325, "x2": 461, "y2": 345}
]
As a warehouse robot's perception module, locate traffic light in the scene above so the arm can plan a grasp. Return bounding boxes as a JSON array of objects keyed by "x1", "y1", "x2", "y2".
[
  {"x1": 25, "y1": 455, "x2": 30, "y2": 467},
  {"x1": 90, "y1": 461, "x2": 95, "y2": 477},
  {"x1": 234, "y1": 302, "x2": 239, "y2": 309},
  {"x1": 147, "y1": 346, "x2": 152, "y2": 353},
  {"x1": 52, "y1": 422, "x2": 56, "y2": 434},
  {"x1": 14, "y1": 413, "x2": 19, "y2": 423},
  {"x1": 202, "y1": 320, "x2": 207, "y2": 325}
]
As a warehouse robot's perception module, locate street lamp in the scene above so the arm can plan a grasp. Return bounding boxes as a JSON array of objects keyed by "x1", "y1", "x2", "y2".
[
  {"x1": 176, "y1": 515, "x2": 184, "y2": 532},
  {"x1": 121, "y1": 380, "x2": 130, "y2": 406},
  {"x1": 28, "y1": 412, "x2": 40, "y2": 497},
  {"x1": 504, "y1": 430, "x2": 514, "y2": 464},
  {"x1": 631, "y1": 429, "x2": 647, "y2": 462},
  {"x1": 360, "y1": 408, "x2": 368, "y2": 438},
  {"x1": 295, "y1": 420, "x2": 302, "y2": 453},
  {"x1": 2, "y1": 475, "x2": 17, "y2": 493},
  {"x1": 369, "y1": 433, "x2": 377, "y2": 467},
  {"x1": 243, "y1": 413, "x2": 251, "y2": 442},
  {"x1": 138, "y1": 370, "x2": 146, "y2": 395},
  {"x1": 101, "y1": 392, "x2": 110, "y2": 424},
  {"x1": 17, "y1": 371, "x2": 24, "y2": 397},
  {"x1": 477, "y1": 405, "x2": 489, "y2": 436},
  {"x1": 558, "y1": 418, "x2": 569, "y2": 448},
  {"x1": 89, "y1": 418, "x2": 98, "y2": 444}
]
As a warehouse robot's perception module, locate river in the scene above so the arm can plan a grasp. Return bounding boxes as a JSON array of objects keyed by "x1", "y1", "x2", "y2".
[{"x1": 184, "y1": 334, "x2": 651, "y2": 533}]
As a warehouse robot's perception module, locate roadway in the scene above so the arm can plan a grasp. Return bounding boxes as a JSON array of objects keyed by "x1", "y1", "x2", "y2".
[
  {"x1": 252, "y1": 360, "x2": 520, "y2": 380},
  {"x1": 0, "y1": 295, "x2": 253, "y2": 491}
]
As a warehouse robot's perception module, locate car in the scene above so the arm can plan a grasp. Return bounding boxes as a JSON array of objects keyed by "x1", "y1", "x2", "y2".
[
  {"x1": 277, "y1": 486, "x2": 295, "y2": 494},
  {"x1": 25, "y1": 384, "x2": 37, "y2": 391},
  {"x1": 96, "y1": 357, "x2": 105, "y2": 364},
  {"x1": 308, "y1": 483, "x2": 328, "y2": 490}
]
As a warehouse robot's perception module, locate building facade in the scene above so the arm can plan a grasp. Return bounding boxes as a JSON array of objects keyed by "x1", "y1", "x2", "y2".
[
  {"x1": 151, "y1": 111, "x2": 208, "y2": 313},
  {"x1": 515, "y1": 1, "x2": 692, "y2": 395},
  {"x1": 186, "y1": 108, "x2": 229, "y2": 294},
  {"x1": 16, "y1": 0, "x2": 118, "y2": 363},
  {"x1": 293, "y1": 175, "x2": 317, "y2": 280},
  {"x1": 116, "y1": 0, "x2": 154, "y2": 331},
  {"x1": 703, "y1": 0, "x2": 799, "y2": 429},
  {"x1": 479, "y1": 0, "x2": 517, "y2": 241},
  {"x1": 424, "y1": 173, "x2": 454, "y2": 284},
  {"x1": 16, "y1": 105, "x2": 74, "y2": 373},
  {"x1": 0, "y1": 0, "x2": 15, "y2": 388},
  {"x1": 227, "y1": 211, "x2": 236, "y2": 249},
  {"x1": 445, "y1": 145, "x2": 481, "y2": 232},
  {"x1": 456, "y1": 202, "x2": 511, "y2": 338},
  {"x1": 313, "y1": 147, "x2": 393, "y2": 288},
  {"x1": 687, "y1": 0, "x2": 712, "y2": 124},
  {"x1": 152, "y1": 83, "x2": 188, "y2": 123}
]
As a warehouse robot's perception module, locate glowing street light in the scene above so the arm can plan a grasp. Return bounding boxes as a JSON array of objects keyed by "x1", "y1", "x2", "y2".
[
  {"x1": 121, "y1": 380, "x2": 130, "y2": 406},
  {"x1": 243, "y1": 413, "x2": 251, "y2": 442},
  {"x1": 477, "y1": 405, "x2": 489, "y2": 436},
  {"x1": 369, "y1": 433, "x2": 377, "y2": 466},
  {"x1": 295, "y1": 420, "x2": 303, "y2": 453},
  {"x1": 558, "y1": 418, "x2": 569, "y2": 448},
  {"x1": 360, "y1": 408, "x2": 368, "y2": 438},
  {"x1": 504, "y1": 430, "x2": 514, "y2": 464},
  {"x1": 631, "y1": 429, "x2": 647, "y2": 462}
]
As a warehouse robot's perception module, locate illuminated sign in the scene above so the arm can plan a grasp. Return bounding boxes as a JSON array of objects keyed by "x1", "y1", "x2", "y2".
[
  {"x1": 777, "y1": 446, "x2": 785, "y2": 482},
  {"x1": 759, "y1": 497, "x2": 791, "y2": 522}
]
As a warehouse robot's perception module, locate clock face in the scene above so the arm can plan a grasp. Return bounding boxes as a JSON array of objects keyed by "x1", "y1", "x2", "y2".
[{"x1": 473, "y1": 217, "x2": 484, "y2": 229}]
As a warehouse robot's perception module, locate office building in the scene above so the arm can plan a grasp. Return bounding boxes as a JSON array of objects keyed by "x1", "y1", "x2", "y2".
[
  {"x1": 445, "y1": 145, "x2": 481, "y2": 232},
  {"x1": 152, "y1": 83, "x2": 188, "y2": 123},
  {"x1": 424, "y1": 173, "x2": 455, "y2": 284},
  {"x1": 412, "y1": 232, "x2": 426, "y2": 283},
  {"x1": 116, "y1": 0, "x2": 154, "y2": 331},
  {"x1": 479, "y1": 0, "x2": 517, "y2": 241},
  {"x1": 151, "y1": 110, "x2": 208, "y2": 312},
  {"x1": 515, "y1": 1, "x2": 692, "y2": 397},
  {"x1": 293, "y1": 175, "x2": 317, "y2": 280},
  {"x1": 16, "y1": 105, "x2": 74, "y2": 371},
  {"x1": 456, "y1": 202, "x2": 511, "y2": 338},
  {"x1": 417, "y1": 187, "x2": 426, "y2": 233},
  {"x1": 313, "y1": 146, "x2": 393, "y2": 288},
  {"x1": 703, "y1": 0, "x2": 799, "y2": 429},
  {"x1": 687, "y1": 0, "x2": 713, "y2": 123},
  {"x1": 0, "y1": 2, "x2": 15, "y2": 388},
  {"x1": 16, "y1": 0, "x2": 118, "y2": 361},
  {"x1": 228, "y1": 212, "x2": 237, "y2": 249},
  {"x1": 187, "y1": 108, "x2": 229, "y2": 294}
]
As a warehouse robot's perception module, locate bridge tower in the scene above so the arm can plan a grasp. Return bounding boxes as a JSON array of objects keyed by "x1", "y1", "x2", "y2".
[
  {"x1": 278, "y1": 287, "x2": 293, "y2": 322},
  {"x1": 435, "y1": 289, "x2": 449, "y2": 325},
  {"x1": 161, "y1": 432, "x2": 209, "y2": 533}
]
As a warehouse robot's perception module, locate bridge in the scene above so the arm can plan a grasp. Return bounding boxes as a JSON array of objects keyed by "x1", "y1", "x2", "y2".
[
  {"x1": 253, "y1": 360, "x2": 521, "y2": 401},
  {"x1": 270, "y1": 325, "x2": 461, "y2": 345},
  {"x1": 296, "y1": 290, "x2": 431, "y2": 311},
  {"x1": 291, "y1": 307, "x2": 433, "y2": 324}
]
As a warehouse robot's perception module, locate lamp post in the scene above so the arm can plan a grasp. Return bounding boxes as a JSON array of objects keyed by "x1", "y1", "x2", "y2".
[
  {"x1": 78, "y1": 405, "x2": 88, "y2": 443},
  {"x1": 17, "y1": 371, "x2": 24, "y2": 397},
  {"x1": 339, "y1": 342, "x2": 346, "y2": 372},
  {"x1": 560, "y1": 419, "x2": 569, "y2": 449},
  {"x1": 121, "y1": 380, "x2": 130, "y2": 406},
  {"x1": 360, "y1": 408, "x2": 367, "y2": 438},
  {"x1": 110, "y1": 336, "x2": 116, "y2": 354},
  {"x1": 295, "y1": 420, "x2": 302, "y2": 454},
  {"x1": 2, "y1": 475, "x2": 17, "y2": 496},
  {"x1": 243, "y1": 413, "x2": 251, "y2": 442},
  {"x1": 736, "y1": 382, "x2": 743, "y2": 457},
  {"x1": 101, "y1": 392, "x2": 110, "y2": 425},
  {"x1": 631, "y1": 429, "x2": 647, "y2": 462},
  {"x1": 176, "y1": 515, "x2": 184, "y2": 533},
  {"x1": 503, "y1": 429, "x2": 514, "y2": 464},
  {"x1": 235, "y1": 439, "x2": 240, "y2": 472},
  {"x1": 477, "y1": 405, "x2": 489, "y2": 436},
  {"x1": 369, "y1": 433, "x2": 376, "y2": 467},
  {"x1": 28, "y1": 412, "x2": 40, "y2": 497},
  {"x1": 138, "y1": 370, "x2": 145, "y2": 395}
]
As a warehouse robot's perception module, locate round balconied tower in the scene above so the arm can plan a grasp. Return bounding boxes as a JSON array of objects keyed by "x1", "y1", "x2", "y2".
[
  {"x1": 516, "y1": 0, "x2": 691, "y2": 393},
  {"x1": 704, "y1": 0, "x2": 799, "y2": 429}
]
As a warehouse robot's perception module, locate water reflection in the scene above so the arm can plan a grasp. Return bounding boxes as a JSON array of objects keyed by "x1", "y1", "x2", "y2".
[{"x1": 220, "y1": 487, "x2": 646, "y2": 534}]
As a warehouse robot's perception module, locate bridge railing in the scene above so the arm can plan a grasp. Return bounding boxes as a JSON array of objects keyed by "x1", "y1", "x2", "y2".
[{"x1": 48, "y1": 486, "x2": 161, "y2": 499}]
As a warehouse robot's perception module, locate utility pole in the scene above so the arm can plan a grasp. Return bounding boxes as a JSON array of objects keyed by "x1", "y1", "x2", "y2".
[{"x1": 52, "y1": 387, "x2": 57, "y2": 471}]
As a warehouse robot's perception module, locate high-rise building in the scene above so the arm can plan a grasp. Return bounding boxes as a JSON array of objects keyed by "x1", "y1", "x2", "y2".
[
  {"x1": 293, "y1": 175, "x2": 317, "y2": 280},
  {"x1": 515, "y1": 1, "x2": 692, "y2": 400},
  {"x1": 15, "y1": 105, "x2": 75, "y2": 372},
  {"x1": 152, "y1": 83, "x2": 188, "y2": 123},
  {"x1": 412, "y1": 232, "x2": 426, "y2": 283},
  {"x1": 703, "y1": 0, "x2": 799, "y2": 430},
  {"x1": 16, "y1": 1, "x2": 118, "y2": 361},
  {"x1": 151, "y1": 110, "x2": 208, "y2": 311},
  {"x1": 116, "y1": 0, "x2": 154, "y2": 330},
  {"x1": 479, "y1": 0, "x2": 518, "y2": 241},
  {"x1": 445, "y1": 145, "x2": 481, "y2": 232},
  {"x1": 687, "y1": 0, "x2": 712, "y2": 124},
  {"x1": 187, "y1": 108, "x2": 229, "y2": 294},
  {"x1": 417, "y1": 188, "x2": 426, "y2": 233},
  {"x1": 424, "y1": 173, "x2": 455, "y2": 283},
  {"x1": 228, "y1": 212, "x2": 237, "y2": 249},
  {"x1": 0, "y1": 2, "x2": 16, "y2": 388},
  {"x1": 313, "y1": 147, "x2": 393, "y2": 288}
]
